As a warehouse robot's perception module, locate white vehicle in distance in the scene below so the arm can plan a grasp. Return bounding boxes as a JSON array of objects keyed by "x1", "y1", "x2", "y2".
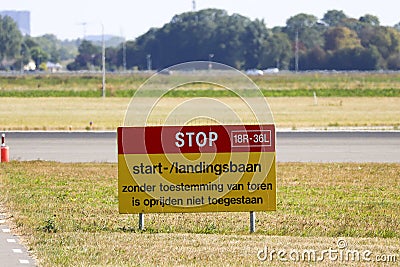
[
  {"x1": 263, "y1": 68, "x2": 279, "y2": 74},
  {"x1": 245, "y1": 69, "x2": 264, "y2": 76}
]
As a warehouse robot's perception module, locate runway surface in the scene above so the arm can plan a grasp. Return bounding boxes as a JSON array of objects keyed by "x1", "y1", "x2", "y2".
[
  {"x1": 3, "y1": 131, "x2": 400, "y2": 163},
  {"x1": 0, "y1": 212, "x2": 36, "y2": 266}
]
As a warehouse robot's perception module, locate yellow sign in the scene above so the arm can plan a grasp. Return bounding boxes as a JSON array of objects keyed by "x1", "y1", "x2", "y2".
[{"x1": 118, "y1": 125, "x2": 276, "y2": 213}]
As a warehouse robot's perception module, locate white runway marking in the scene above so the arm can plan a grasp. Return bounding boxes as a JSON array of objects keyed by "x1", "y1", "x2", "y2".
[{"x1": 13, "y1": 248, "x2": 23, "y2": 253}]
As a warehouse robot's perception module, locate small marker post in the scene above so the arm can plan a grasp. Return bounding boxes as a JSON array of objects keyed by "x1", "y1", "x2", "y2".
[
  {"x1": 1, "y1": 133, "x2": 9, "y2": 162},
  {"x1": 313, "y1": 91, "x2": 318, "y2": 105},
  {"x1": 250, "y1": 211, "x2": 256, "y2": 233}
]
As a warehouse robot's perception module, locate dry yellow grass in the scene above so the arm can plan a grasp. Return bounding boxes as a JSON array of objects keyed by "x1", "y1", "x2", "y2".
[
  {"x1": 269, "y1": 97, "x2": 400, "y2": 128},
  {"x1": 0, "y1": 97, "x2": 399, "y2": 130},
  {"x1": 0, "y1": 97, "x2": 126, "y2": 130},
  {"x1": 0, "y1": 161, "x2": 399, "y2": 266},
  {"x1": 30, "y1": 233, "x2": 399, "y2": 266}
]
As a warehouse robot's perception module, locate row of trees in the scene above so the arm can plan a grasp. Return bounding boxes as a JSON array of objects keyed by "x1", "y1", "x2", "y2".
[
  {"x1": 2, "y1": 9, "x2": 400, "y2": 71},
  {"x1": 0, "y1": 15, "x2": 78, "y2": 70},
  {"x1": 69, "y1": 9, "x2": 400, "y2": 71}
]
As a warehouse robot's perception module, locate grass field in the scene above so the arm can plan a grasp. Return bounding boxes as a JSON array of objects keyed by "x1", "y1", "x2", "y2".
[
  {"x1": 1, "y1": 72, "x2": 400, "y2": 97},
  {"x1": 1, "y1": 72, "x2": 399, "y2": 130},
  {"x1": 0, "y1": 161, "x2": 399, "y2": 266},
  {"x1": 1, "y1": 72, "x2": 399, "y2": 266},
  {"x1": 0, "y1": 97, "x2": 399, "y2": 130}
]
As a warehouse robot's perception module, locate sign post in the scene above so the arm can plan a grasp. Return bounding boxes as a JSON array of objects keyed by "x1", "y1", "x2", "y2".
[
  {"x1": 250, "y1": 211, "x2": 256, "y2": 233},
  {"x1": 138, "y1": 213, "x2": 144, "y2": 230}
]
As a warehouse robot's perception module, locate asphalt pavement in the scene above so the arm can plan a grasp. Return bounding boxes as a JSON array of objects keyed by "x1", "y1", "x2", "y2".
[
  {"x1": 276, "y1": 131, "x2": 400, "y2": 162},
  {"x1": 3, "y1": 130, "x2": 400, "y2": 163},
  {"x1": 0, "y1": 212, "x2": 36, "y2": 266}
]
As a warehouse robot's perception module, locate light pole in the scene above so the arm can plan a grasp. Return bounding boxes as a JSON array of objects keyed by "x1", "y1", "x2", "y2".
[
  {"x1": 102, "y1": 23, "x2": 106, "y2": 98},
  {"x1": 192, "y1": 0, "x2": 196, "y2": 11},
  {"x1": 146, "y1": 54, "x2": 152, "y2": 71},
  {"x1": 20, "y1": 51, "x2": 24, "y2": 74},
  {"x1": 295, "y1": 29, "x2": 299, "y2": 72},
  {"x1": 123, "y1": 40, "x2": 126, "y2": 72},
  {"x1": 208, "y1": 53, "x2": 214, "y2": 70},
  {"x1": 120, "y1": 28, "x2": 126, "y2": 72}
]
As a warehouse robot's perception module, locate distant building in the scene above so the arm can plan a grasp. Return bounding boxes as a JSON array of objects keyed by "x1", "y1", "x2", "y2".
[
  {"x1": 24, "y1": 60, "x2": 36, "y2": 71},
  {"x1": 0, "y1": 10, "x2": 30, "y2": 35},
  {"x1": 46, "y1": 62, "x2": 62, "y2": 72}
]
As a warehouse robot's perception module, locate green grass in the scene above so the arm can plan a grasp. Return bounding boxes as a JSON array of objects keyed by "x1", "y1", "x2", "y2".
[
  {"x1": 1, "y1": 88, "x2": 399, "y2": 97},
  {"x1": 1, "y1": 72, "x2": 400, "y2": 97},
  {"x1": 0, "y1": 161, "x2": 399, "y2": 266}
]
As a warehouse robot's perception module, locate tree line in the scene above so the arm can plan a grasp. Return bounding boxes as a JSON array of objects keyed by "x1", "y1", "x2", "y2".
[
  {"x1": 0, "y1": 14, "x2": 78, "y2": 71},
  {"x1": 2, "y1": 8, "x2": 400, "y2": 71}
]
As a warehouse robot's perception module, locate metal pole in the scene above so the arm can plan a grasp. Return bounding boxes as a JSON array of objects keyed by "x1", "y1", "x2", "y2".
[
  {"x1": 123, "y1": 40, "x2": 126, "y2": 72},
  {"x1": 192, "y1": 0, "x2": 196, "y2": 11},
  {"x1": 20, "y1": 51, "x2": 24, "y2": 74},
  {"x1": 208, "y1": 54, "x2": 214, "y2": 70},
  {"x1": 139, "y1": 213, "x2": 144, "y2": 230},
  {"x1": 146, "y1": 54, "x2": 151, "y2": 71},
  {"x1": 250, "y1": 211, "x2": 256, "y2": 233},
  {"x1": 295, "y1": 29, "x2": 299, "y2": 72},
  {"x1": 102, "y1": 24, "x2": 106, "y2": 98}
]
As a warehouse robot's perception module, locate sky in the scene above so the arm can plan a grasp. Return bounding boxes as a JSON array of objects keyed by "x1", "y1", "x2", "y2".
[{"x1": 1, "y1": 0, "x2": 400, "y2": 40}]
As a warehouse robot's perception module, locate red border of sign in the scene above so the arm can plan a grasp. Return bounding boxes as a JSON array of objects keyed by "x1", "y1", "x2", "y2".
[{"x1": 118, "y1": 125, "x2": 275, "y2": 154}]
